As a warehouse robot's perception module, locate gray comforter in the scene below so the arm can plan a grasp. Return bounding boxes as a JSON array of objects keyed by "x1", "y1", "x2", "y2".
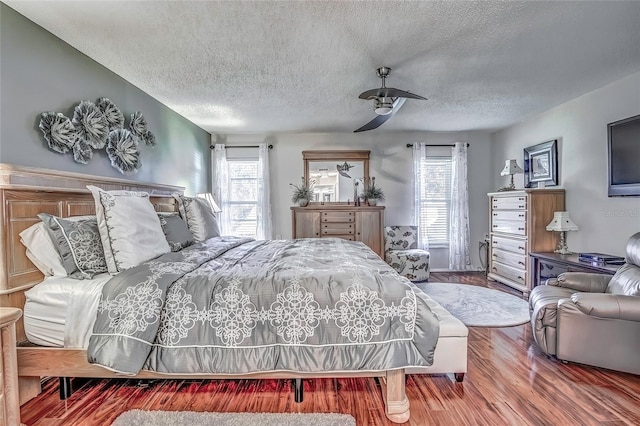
[{"x1": 88, "y1": 237, "x2": 440, "y2": 375}]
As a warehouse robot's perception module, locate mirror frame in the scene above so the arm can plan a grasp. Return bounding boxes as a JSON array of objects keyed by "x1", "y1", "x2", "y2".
[{"x1": 303, "y1": 150, "x2": 370, "y2": 203}]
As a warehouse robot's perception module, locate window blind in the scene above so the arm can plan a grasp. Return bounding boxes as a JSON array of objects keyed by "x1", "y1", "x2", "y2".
[
  {"x1": 227, "y1": 160, "x2": 258, "y2": 238},
  {"x1": 419, "y1": 155, "x2": 452, "y2": 246}
]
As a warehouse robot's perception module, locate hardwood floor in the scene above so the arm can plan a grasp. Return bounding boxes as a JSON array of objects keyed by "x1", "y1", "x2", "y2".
[{"x1": 20, "y1": 272, "x2": 640, "y2": 425}]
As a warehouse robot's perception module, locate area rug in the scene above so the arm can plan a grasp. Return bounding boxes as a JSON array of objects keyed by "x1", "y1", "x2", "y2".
[
  {"x1": 414, "y1": 282, "x2": 530, "y2": 327},
  {"x1": 112, "y1": 410, "x2": 355, "y2": 426}
]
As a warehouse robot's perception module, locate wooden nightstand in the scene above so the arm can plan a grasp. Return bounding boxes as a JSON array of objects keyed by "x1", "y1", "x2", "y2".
[{"x1": 0, "y1": 307, "x2": 23, "y2": 426}]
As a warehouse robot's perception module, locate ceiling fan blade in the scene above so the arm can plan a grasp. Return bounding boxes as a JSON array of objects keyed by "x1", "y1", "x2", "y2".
[
  {"x1": 354, "y1": 98, "x2": 406, "y2": 133},
  {"x1": 358, "y1": 87, "x2": 427, "y2": 101},
  {"x1": 358, "y1": 88, "x2": 384, "y2": 100},
  {"x1": 377, "y1": 87, "x2": 427, "y2": 100}
]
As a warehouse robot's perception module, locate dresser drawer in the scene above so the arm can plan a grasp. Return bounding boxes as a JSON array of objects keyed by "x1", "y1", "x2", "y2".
[
  {"x1": 321, "y1": 227, "x2": 355, "y2": 236},
  {"x1": 491, "y1": 236, "x2": 526, "y2": 255},
  {"x1": 491, "y1": 262, "x2": 527, "y2": 287},
  {"x1": 492, "y1": 196, "x2": 527, "y2": 210},
  {"x1": 492, "y1": 248, "x2": 527, "y2": 270},
  {"x1": 322, "y1": 234, "x2": 354, "y2": 241},
  {"x1": 321, "y1": 222, "x2": 354, "y2": 230},
  {"x1": 492, "y1": 210, "x2": 526, "y2": 221},
  {"x1": 492, "y1": 219, "x2": 526, "y2": 235},
  {"x1": 321, "y1": 211, "x2": 355, "y2": 222}
]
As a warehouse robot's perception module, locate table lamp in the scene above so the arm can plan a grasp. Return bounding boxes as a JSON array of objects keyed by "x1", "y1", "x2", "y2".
[
  {"x1": 499, "y1": 159, "x2": 524, "y2": 191},
  {"x1": 546, "y1": 211, "x2": 578, "y2": 254}
]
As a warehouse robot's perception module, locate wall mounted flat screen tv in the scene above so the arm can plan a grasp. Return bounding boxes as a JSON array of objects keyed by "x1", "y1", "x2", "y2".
[{"x1": 608, "y1": 114, "x2": 640, "y2": 197}]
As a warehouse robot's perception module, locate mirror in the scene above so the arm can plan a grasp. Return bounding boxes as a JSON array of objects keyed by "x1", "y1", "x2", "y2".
[{"x1": 303, "y1": 150, "x2": 370, "y2": 203}]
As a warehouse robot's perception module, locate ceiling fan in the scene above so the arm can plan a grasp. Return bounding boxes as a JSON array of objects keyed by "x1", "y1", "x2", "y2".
[{"x1": 354, "y1": 66, "x2": 427, "y2": 133}]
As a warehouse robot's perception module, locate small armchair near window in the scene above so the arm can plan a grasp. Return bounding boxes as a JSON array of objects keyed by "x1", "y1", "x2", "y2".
[
  {"x1": 529, "y1": 232, "x2": 640, "y2": 374},
  {"x1": 384, "y1": 226, "x2": 430, "y2": 282}
]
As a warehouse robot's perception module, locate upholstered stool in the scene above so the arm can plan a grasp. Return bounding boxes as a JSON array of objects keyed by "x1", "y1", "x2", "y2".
[{"x1": 384, "y1": 226, "x2": 430, "y2": 282}]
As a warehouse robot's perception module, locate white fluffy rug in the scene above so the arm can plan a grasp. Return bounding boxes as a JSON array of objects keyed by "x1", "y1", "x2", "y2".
[
  {"x1": 415, "y1": 282, "x2": 530, "y2": 327},
  {"x1": 112, "y1": 410, "x2": 355, "y2": 426}
]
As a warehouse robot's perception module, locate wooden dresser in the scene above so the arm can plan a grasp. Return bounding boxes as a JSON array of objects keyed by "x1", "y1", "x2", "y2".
[
  {"x1": 0, "y1": 308, "x2": 23, "y2": 426},
  {"x1": 291, "y1": 205, "x2": 385, "y2": 258},
  {"x1": 487, "y1": 189, "x2": 564, "y2": 295}
]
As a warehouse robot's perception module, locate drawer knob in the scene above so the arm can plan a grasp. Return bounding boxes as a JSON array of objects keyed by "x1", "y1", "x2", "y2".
[
  {"x1": 492, "y1": 267, "x2": 497, "y2": 271},
  {"x1": 518, "y1": 261, "x2": 525, "y2": 265},
  {"x1": 518, "y1": 246, "x2": 525, "y2": 250},
  {"x1": 517, "y1": 276, "x2": 524, "y2": 280},
  {"x1": 518, "y1": 214, "x2": 524, "y2": 217},
  {"x1": 518, "y1": 227, "x2": 524, "y2": 231},
  {"x1": 315, "y1": 233, "x2": 319, "y2": 236},
  {"x1": 493, "y1": 225, "x2": 498, "y2": 228}
]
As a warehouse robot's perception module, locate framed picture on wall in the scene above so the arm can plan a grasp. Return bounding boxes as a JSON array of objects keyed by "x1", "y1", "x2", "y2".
[{"x1": 524, "y1": 139, "x2": 558, "y2": 187}]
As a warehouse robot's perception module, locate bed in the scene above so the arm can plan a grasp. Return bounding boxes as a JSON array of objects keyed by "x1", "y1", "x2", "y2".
[{"x1": 1, "y1": 164, "x2": 464, "y2": 423}]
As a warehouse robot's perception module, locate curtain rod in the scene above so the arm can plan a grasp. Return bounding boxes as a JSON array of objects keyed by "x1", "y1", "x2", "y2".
[
  {"x1": 209, "y1": 144, "x2": 274, "y2": 150},
  {"x1": 406, "y1": 143, "x2": 469, "y2": 148}
]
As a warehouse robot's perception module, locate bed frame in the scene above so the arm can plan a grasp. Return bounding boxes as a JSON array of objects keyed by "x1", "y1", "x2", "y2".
[{"x1": 0, "y1": 164, "x2": 412, "y2": 423}]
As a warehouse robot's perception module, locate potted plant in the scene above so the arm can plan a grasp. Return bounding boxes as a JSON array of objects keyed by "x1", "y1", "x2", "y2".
[
  {"x1": 363, "y1": 177, "x2": 385, "y2": 206},
  {"x1": 290, "y1": 177, "x2": 315, "y2": 207}
]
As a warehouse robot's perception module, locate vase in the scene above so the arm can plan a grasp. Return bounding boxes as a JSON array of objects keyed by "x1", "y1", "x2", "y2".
[
  {"x1": 298, "y1": 199, "x2": 309, "y2": 207},
  {"x1": 368, "y1": 199, "x2": 377, "y2": 206}
]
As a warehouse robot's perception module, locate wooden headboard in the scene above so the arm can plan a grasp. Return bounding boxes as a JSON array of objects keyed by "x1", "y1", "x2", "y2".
[{"x1": 0, "y1": 163, "x2": 185, "y2": 341}]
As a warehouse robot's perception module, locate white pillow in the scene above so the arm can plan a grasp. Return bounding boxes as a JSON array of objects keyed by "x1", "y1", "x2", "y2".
[
  {"x1": 87, "y1": 186, "x2": 170, "y2": 273},
  {"x1": 20, "y1": 222, "x2": 66, "y2": 276}
]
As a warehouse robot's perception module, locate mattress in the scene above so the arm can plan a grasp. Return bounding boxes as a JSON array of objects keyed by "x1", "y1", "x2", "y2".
[{"x1": 24, "y1": 274, "x2": 112, "y2": 348}]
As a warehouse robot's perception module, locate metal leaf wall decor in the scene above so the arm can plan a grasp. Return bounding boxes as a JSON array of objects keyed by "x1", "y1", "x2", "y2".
[
  {"x1": 106, "y1": 129, "x2": 142, "y2": 175},
  {"x1": 38, "y1": 97, "x2": 157, "y2": 175},
  {"x1": 97, "y1": 98, "x2": 124, "y2": 132},
  {"x1": 144, "y1": 130, "x2": 156, "y2": 147},
  {"x1": 73, "y1": 139, "x2": 93, "y2": 164},
  {"x1": 72, "y1": 100, "x2": 109, "y2": 149},
  {"x1": 38, "y1": 112, "x2": 77, "y2": 154},
  {"x1": 129, "y1": 111, "x2": 148, "y2": 141}
]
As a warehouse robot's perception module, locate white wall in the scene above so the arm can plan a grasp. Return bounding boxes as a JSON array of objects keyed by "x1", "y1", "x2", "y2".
[
  {"x1": 493, "y1": 71, "x2": 640, "y2": 256},
  {"x1": 216, "y1": 131, "x2": 494, "y2": 270}
]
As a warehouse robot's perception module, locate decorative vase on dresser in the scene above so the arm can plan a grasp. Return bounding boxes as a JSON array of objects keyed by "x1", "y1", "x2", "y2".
[
  {"x1": 291, "y1": 205, "x2": 385, "y2": 258},
  {"x1": 487, "y1": 189, "x2": 565, "y2": 296}
]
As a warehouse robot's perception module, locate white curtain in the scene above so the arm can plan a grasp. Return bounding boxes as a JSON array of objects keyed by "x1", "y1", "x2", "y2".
[
  {"x1": 412, "y1": 143, "x2": 429, "y2": 250},
  {"x1": 449, "y1": 142, "x2": 472, "y2": 270},
  {"x1": 212, "y1": 144, "x2": 232, "y2": 235},
  {"x1": 256, "y1": 143, "x2": 273, "y2": 240}
]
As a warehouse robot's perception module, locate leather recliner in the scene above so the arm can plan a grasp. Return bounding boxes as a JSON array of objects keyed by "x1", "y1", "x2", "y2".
[{"x1": 529, "y1": 232, "x2": 640, "y2": 374}]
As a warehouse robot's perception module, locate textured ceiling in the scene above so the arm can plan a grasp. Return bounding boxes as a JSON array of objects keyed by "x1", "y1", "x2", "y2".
[{"x1": 5, "y1": 1, "x2": 640, "y2": 134}]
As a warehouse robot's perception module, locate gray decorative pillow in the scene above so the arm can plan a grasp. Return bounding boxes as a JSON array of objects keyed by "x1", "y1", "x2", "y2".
[
  {"x1": 173, "y1": 194, "x2": 221, "y2": 242},
  {"x1": 37, "y1": 213, "x2": 108, "y2": 279},
  {"x1": 158, "y1": 213, "x2": 194, "y2": 252}
]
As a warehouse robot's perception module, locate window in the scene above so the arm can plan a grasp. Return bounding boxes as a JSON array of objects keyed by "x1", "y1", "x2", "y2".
[
  {"x1": 418, "y1": 155, "x2": 452, "y2": 246},
  {"x1": 227, "y1": 159, "x2": 258, "y2": 238}
]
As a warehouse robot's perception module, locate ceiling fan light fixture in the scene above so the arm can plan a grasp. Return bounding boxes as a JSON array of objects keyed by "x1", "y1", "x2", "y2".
[{"x1": 374, "y1": 98, "x2": 394, "y2": 115}]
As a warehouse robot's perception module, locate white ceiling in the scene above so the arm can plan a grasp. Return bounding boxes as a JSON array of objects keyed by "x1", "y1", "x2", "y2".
[{"x1": 5, "y1": 1, "x2": 640, "y2": 134}]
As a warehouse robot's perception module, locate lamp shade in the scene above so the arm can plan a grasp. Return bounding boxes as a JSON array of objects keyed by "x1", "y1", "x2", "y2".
[
  {"x1": 196, "y1": 193, "x2": 222, "y2": 213},
  {"x1": 546, "y1": 211, "x2": 578, "y2": 232},
  {"x1": 500, "y1": 159, "x2": 524, "y2": 176}
]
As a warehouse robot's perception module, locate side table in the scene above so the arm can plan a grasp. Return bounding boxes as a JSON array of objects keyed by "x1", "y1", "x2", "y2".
[
  {"x1": 529, "y1": 252, "x2": 619, "y2": 290},
  {"x1": 0, "y1": 307, "x2": 23, "y2": 426}
]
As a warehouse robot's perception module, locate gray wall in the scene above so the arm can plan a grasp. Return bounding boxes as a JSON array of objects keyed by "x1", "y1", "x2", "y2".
[
  {"x1": 493, "y1": 71, "x2": 640, "y2": 256},
  {"x1": 0, "y1": 4, "x2": 210, "y2": 195},
  {"x1": 218, "y1": 131, "x2": 494, "y2": 271}
]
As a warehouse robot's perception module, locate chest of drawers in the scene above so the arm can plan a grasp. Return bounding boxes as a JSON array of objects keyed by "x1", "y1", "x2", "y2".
[
  {"x1": 291, "y1": 205, "x2": 385, "y2": 257},
  {"x1": 487, "y1": 189, "x2": 564, "y2": 295}
]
